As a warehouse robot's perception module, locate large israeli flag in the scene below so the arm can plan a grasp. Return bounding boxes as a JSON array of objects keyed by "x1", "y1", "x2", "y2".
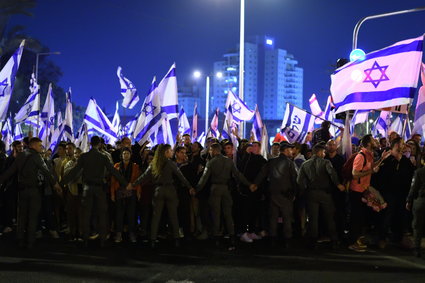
[
  {"x1": 413, "y1": 63, "x2": 425, "y2": 135},
  {"x1": 280, "y1": 103, "x2": 315, "y2": 143},
  {"x1": 117, "y1": 66, "x2": 139, "y2": 109},
  {"x1": 133, "y1": 78, "x2": 163, "y2": 145},
  {"x1": 84, "y1": 98, "x2": 118, "y2": 142},
  {"x1": 15, "y1": 72, "x2": 40, "y2": 123},
  {"x1": 39, "y1": 84, "x2": 55, "y2": 147},
  {"x1": 225, "y1": 90, "x2": 254, "y2": 122},
  {"x1": 178, "y1": 107, "x2": 191, "y2": 135},
  {"x1": 157, "y1": 63, "x2": 178, "y2": 119},
  {"x1": 0, "y1": 40, "x2": 25, "y2": 122},
  {"x1": 331, "y1": 35, "x2": 423, "y2": 114}
]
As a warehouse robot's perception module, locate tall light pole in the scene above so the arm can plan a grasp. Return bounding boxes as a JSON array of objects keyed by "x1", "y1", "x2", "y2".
[
  {"x1": 238, "y1": 0, "x2": 245, "y2": 136},
  {"x1": 193, "y1": 71, "x2": 223, "y2": 134},
  {"x1": 35, "y1": 51, "x2": 61, "y2": 135}
]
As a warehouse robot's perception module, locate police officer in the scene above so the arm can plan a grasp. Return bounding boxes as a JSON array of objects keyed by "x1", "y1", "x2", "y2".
[
  {"x1": 297, "y1": 143, "x2": 345, "y2": 249},
  {"x1": 0, "y1": 137, "x2": 60, "y2": 249},
  {"x1": 254, "y1": 141, "x2": 298, "y2": 247},
  {"x1": 61, "y1": 136, "x2": 128, "y2": 247},
  {"x1": 406, "y1": 166, "x2": 425, "y2": 257},
  {"x1": 196, "y1": 143, "x2": 255, "y2": 250}
]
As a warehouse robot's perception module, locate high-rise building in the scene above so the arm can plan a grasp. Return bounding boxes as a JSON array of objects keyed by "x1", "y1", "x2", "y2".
[{"x1": 212, "y1": 36, "x2": 303, "y2": 123}]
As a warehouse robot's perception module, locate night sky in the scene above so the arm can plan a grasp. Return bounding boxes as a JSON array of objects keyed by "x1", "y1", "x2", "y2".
[{"x1": 9, "y1": 0, "x2": 425, "y2": 116}]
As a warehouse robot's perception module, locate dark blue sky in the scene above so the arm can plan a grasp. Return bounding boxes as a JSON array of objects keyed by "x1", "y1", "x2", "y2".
[{"x1": 10, "y1": 0, "x2": 425, "y2": 117}]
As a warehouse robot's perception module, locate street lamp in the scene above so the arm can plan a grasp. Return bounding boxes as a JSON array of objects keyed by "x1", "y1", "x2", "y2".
[
  {"x1": 35, "y1": 51, "x2": 61, "y2": 135},
  {"x1": 193, "y1": 71, "x2": 223, "y2": 134}
]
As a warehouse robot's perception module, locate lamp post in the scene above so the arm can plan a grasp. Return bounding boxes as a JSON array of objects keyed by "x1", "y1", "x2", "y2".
[
  {"x1": 35, "y1": 51, "x2": 61, "y2": 135},
  {"x1": 193, "y1": 71, "x2": 223, "y2": 134},
  {"x1": 239, "y1": 0, "x2": 245, "y2": 137}
]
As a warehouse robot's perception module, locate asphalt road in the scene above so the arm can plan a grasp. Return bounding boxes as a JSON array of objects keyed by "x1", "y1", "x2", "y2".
[{"x1": 0, "y1": 236, "x2": 424, "y2": 283}]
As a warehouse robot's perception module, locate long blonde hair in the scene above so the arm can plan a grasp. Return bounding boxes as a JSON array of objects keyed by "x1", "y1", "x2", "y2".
[{"x1": 151, "y1": 144, "x2": 171, "y2": 178}]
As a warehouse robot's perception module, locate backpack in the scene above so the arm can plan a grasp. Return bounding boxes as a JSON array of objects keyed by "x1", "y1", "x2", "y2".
[{"x1": 341, "y1": 152, "x2": 366, "y2": 184}]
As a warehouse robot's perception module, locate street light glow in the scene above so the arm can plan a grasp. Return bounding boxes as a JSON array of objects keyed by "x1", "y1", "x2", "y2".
[
  {"x1": 193, "y1": 70, "x2": 201, "y2": 79},
  {"x1": 266, "y1": 38, "x2": 273, "y2": 46},
  {"x1": 216, "y1": 72, "x2": 223, "y2": 78},
  {"x1": 349, "y1": 48, "x2": 366, "y2": 62}
]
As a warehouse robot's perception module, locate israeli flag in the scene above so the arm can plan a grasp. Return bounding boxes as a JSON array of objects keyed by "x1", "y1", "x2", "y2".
[
  {"x1": 1, "y1": 116, "x2": 13, "y2": 152},
  {"x1": 404, "y1": 117, "x2": 412, "y2": 140},
  {"x1": 331, "y1": 35, "x2": 423, "y2": 114},
  {"x1": 225, "y1": 90, "x2": 254, "y2": 122},
  {"x1": 74, "y1": 123, "x2": 89, "y2": 152},
  {"x1": 15, "y1": 72, "x2": 40, "y2": 124},
  {"x1": 222, "y1": 105, "x2": 236, "y2": 140},
  {"x1": 84, "y1": 98, "x2": 118, "y2": 142},
  {"x1": 373, "y1": 111, "x2": 391, "y2": 137},
  {"x1": 133, "y1": 77, "x2": 163, "y2": 145},
  {"x1": 350, "y1": 110, "x2": 369, "y2": 134},
  {"x1": 192, "y1": 103, "x2": 198, "y2": 141},
  {"x1": 0, "y1": 40, "x2": 25, "y2": 122},
  {"x1": 49, "y1": 121, "x2": 65, "y2": 152},
  {"x1": 322, "y1": 95, "x2": 343, "y2": 137},
  {"x1": 39, "y1": 84, "x2": 55, "y2": 147},
  {"x1": 251, "y1": 105, "x2": 263, "y2": 142},
  {"x1": 260, "y1": 124, "x2": 269, "y2": 160},
  {"x1": 14, "y1": 123, "x2": 24, "y2": 140},
  {"x1": 309, "y1": 93, "x2": 323, "y2": 124},
  {"x1": 389, "y1": 115, "x2": 403, "y2": 135},
  {"x1": 280, "y1": 103, "x2": 315, "y2": 143},
  {"x1": 196, "y1": 131, "x2": 206, "y2": 145},
  {"x1": 209, "y1": 108, "x2": 220, "y2": 138},
  {"x1": 157, "y1": 63, "x2": 178, "y2": 119},
  {"x1": 111, "y1": 101, "x2": 121, "y2": 133},
  {"x1": 121, "y1": 114, "x2": 138, "y2": 138},
  {"x1": 117, "y1": 66, "x2": 139, "y2": 109},
  {"x1": 64, "y1": 90, "x2": 74, "y2": 141},
  {"x1": 413, "y1": 63, "x2": 425, "y2": 135},
  {"x1": 178, "y1": 107, "x2": 191, "y2": 135}
]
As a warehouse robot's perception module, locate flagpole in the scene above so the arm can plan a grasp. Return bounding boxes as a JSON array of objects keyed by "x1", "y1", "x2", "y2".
[
  {"x1": 238, "y1": 0, "x2": 245, "y2": 138},
  {"x1": 288, "y1": 103, "x2": 342, "y2": 128}
]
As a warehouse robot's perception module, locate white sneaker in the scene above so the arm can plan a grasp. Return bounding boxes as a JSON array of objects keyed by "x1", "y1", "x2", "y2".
[
  {"x1": 129, "y1": 233, "x2": 137, "y2": 243},
  {"x1": 114, "y1": 232, "x2": 122, "y2": 243},
  {"x1": 248, "y1": 233, "x2": 262, "y2": 240},
  {"x1": 49, "y1": 230, "x2": 60, "y2": 239},
  {"x1": 240, "y1": 232, "x2": 253, "y2": 243}
]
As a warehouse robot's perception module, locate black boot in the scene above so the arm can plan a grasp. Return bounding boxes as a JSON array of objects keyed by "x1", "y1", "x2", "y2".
[
  {"x1": 174, "y1": 238, "x2": 181, "y2": 248},
  {"x1": 414, "y1": 248, "x2": 421, "y2": 258},
  {"x1": 214, "y1": 236, "x2": 221, "y2": 248},
  {"x1": 151, "y1": 240, "x2": 157, "y2": 249}
]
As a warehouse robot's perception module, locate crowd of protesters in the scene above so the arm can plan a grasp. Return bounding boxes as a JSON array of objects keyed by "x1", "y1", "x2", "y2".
[{"x1": 0, "y1": 123, "x2": 425, "y2": 257}]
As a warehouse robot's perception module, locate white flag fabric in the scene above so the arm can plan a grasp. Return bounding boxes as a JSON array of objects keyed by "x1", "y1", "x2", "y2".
[
  {"x1": 331, "y1": 35, "x2": 423, "y2": 114},
  {"x1": 390, "y1": 115, "x2": 403, "y2": 135},
  {"x1": 350, "y1": 110, "x2": 369, "y2": 133},
  {"x1": 39, "y1": 83, "x2": 55, "y2": 147},
  {"x1": 157, "y1": 63, "x2": 179, "y2": 119},
  {"x1": 413, "y1": 63, "x2": 425, "y2": 135},
  {"x1": 133, "y1": 78, "x2": 163, "y2": 145},
  {"x1": 111, "y1": 101, "x2": 121, "y2": 133},
  {"x1": 192, "y1": 103, "x2": 198, "y2": 141},
  {"x1": 84, "y1": 98, "x2": 118, "y2": 142},
  {"x1": 210, "y1": 108, "x2": 220, "y2": 138},
  {"x1": 64, "y1": 90, "x2": 74, "y2": 141},
  {"x1": 374, "y1": 111, "x2": 391, "y2": 137},
  {"x1": 1, "y1": 117, "x2": 13, "y2": 152},
  {"x1": 222, "y1": 105, "x2": 236, "y2": 139},
  {"x1": 49, "y1": 122, "x2": 65, "y2": 152},
  {"x1": 178, "y1": 107, "x2": 191, "y2": 135},
  {"x1": 309, "y1": 93, "x2": 323, "y2": 124},
  {"x1": 251, "y1": 105, "x2": 264, "y2": 142},
  {"x1": 14, "y1": 123, "x2": 24, "y2": 140},
  {"x1": 15, "y1": 72, "x2": 40, "y2": 124},
  {"x1": 117, "y1": 66, "x2": 139, "y2": 109},
  {"x1": 225, "y1": 90, "x2": 254, "y2": 122},
  {"x1": 0, "y1": 40, "x2": 25, "y2": 121},
  {"x1": 280, "y1": 103, "x2": 315, "y2": 143},
  {"x1": 260, "y1": 124, "x2": 269, "y2": 160}
]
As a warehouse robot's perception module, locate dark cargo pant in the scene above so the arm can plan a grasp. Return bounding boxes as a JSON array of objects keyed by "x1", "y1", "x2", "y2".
[
  {"x1": 306, "y1": 189, "x2": 338, "y2": 241},
  {"x1": 151, "y1": 185, "x2": 180, "y2": 240},
  {"x1": 17, "y1": 187, "x2": 42, "y2": 245},
  {"x1": 269, "y1": 194, "x2": 293, "y2": 239},
  {"x1": 209, "y1": 184, "x2": 234, "y2": 237},
  {"x1": 412, "y1": 197, "x2": 425, "y2": 249},
  {"x1": 81, "y1": 185, "x2": 107, "y2": 241}
]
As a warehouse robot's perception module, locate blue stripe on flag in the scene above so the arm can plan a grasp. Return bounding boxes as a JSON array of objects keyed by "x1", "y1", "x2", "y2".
[
  {"x1": 135, "y1": 114, "x2": 162, "y2": 141},
  {"x1": 162, "y1": 105, "x2": 178, "y2": 114},
  {"x1": 333, "y1": 87, "x2": 415, "y2": 108}
]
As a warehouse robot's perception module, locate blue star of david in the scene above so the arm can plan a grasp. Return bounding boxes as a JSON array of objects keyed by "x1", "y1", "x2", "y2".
[
  {"x1": 0, "y1": 78, "x2": 8, "y2": 97},
  {"x1": 142, "y1": 101, "x2": 156, "y2": 116},
  {"x1": 363, "y1": 61, "x2": 389, "y2": 88},
  {"x1": 231, "y1": 101, "x2": 242, "y2": 114}
]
